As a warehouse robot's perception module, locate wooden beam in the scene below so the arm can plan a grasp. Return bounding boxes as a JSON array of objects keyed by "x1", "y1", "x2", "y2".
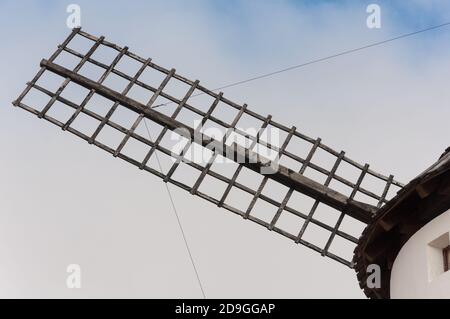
[{"x1": 41, "y1": 58, "x2": 377, "y2": 223}]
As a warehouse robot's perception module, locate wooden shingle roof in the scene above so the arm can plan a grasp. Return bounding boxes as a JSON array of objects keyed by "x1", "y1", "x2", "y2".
[{"x1": 353, "y1": 148, "x2": 450, "y2": 298}]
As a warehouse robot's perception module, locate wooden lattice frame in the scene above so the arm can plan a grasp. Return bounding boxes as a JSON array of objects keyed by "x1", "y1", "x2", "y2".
[{"x1": 13, "y1": 28, "x2": 404, "y2": 267}]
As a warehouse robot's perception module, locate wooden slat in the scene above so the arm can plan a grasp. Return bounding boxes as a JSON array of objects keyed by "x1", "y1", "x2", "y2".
[
  {"x1": 113, "y1": 68, "x2": 178, "y2": 157},
  {"x1": 296, "y1": 151, "x2": 345, "y2": 242},
  {"x1": 162, "y1": 81, "x2": 205, "y2": 182},
  {"x1": 269, "y1": 138, "x2": 321, "y2": 229},
  {"x1": 322, "y1": 164, "x2": 370, "y2": 256},
  {"x1": 191, "y1": 103, "x2": 247, "y2": 195},
  {"x1": 17, "y1": 83, "x2": 359, "y2": 248},
  {"x1": 89, "y1": 58, "x2": 152, "y2": 144},
  {"x1": 218, "y1": 115, "x2": 272, "y2": 208},
  {"x1": 377, "y1": 175, "x2": 393, "y2": 208},
  {"x1": 139, "y1": 80, "x2": 200, "y2": 169},
  {"x1": 38, "y1": 36, "x2": 105, "y2": 118},
  {"x1": 41, "y1": 58, "x2": 378, "y2": 224},
  {"x1": 15, "y1": 29, "x2": 411, "y2": 269},
  {"x1": 63, "y1": 46, "x2": 129, "y2": 130},
  {"x1": 244, "y1": 125, "x2": 296, "y2": 219},
  {"x1": 12, "y1": 28, "x2": 81, "y2": 108}
]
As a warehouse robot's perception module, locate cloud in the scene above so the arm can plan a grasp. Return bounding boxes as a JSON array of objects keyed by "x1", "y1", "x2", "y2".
[{"x1": 0, "y1": 0, "x2": 448, "y2": 298}]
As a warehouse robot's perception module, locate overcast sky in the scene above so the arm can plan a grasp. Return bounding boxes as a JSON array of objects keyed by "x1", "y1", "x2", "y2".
[{"x1": 0, "y1": 0, "x2": 449, "y2": 298}]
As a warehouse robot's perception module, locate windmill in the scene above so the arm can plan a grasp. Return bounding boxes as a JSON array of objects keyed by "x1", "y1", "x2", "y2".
[{"x1": 13, "y1": 28, "x2": 421, "y2": 298}]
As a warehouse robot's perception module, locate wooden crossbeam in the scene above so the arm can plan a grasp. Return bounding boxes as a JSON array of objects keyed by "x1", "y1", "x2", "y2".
[{"x1": 40, "y1": 58, "x2": 378, "y2": 224}]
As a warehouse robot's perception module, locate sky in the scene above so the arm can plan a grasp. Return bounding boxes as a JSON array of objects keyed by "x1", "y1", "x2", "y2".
[{"x1": 0, "y1": 0, "x2": 449, "y2": 298}]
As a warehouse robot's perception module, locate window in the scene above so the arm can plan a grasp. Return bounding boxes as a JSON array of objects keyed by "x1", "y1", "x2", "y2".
[
  {"x1": 427, "y1": 232, "x2": 450, "y2": 282},
  {"x1": 444, "y1": 246, "x2": 450, "y2": 272}
]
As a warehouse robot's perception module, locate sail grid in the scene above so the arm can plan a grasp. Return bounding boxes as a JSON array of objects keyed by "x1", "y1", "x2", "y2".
[{"x1": 13, "y1": 28, "x2": 404, "y2": 267}]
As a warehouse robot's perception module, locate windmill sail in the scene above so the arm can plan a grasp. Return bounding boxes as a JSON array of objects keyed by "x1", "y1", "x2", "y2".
[{"x1": 13, "y1": 28, "x2": 404, "y2": 267}]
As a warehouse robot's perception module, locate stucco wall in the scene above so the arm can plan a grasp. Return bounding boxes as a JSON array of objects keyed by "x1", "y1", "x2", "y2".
[{"x1": 391, "y1": 209, "x2": 450, "y2": 299}]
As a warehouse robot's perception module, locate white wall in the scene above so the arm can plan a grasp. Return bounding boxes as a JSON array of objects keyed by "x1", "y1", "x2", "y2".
[{"x1": 391, "y1": 209, "x2": 450, "y2": 299}]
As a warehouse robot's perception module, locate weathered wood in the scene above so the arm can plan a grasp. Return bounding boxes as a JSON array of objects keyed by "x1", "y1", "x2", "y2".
[
  {"x1": 377, "y1": 175, "x2": 393, "y2": 208},
  {"x1": 38, "y1": 36, "x2": 105, "y2": 118},
  {"x1": 218, "y1": 114, "x2": 272, "y2": 208},
  {"x1": 296, "y1": 151, "x2": 345, "y2": 242},
  {"x1": 89, "y1": 58, "x2": 152, "y2": 144},
  {"x1": 12, "y1": 28, "x2": 81, "y2": 108},
  {"x1": 14, "y1": 29, "x2": 406, "y2": 270},
  {"x1": 271, "y1": 138, "x2": 321, "y2": 229},
  {"x1": 354, "y1": 156, "x2": 450, "y2": 299},
  {"x1": 64, "y1": 46, "x2": 129, "y2": 131},
  {"x1": 40, "y1": 58, "x2": 378, "y2": 223},
  {"x1": 190, "y1": 93, "x2": 227, "y2": 194},
  {"x1": 60, "y1": 42, "x2": 403, "y2": 202},
  {"x1": 114, "y1": 68, "x2": 179, "y2": 157},
  {"x1": 323, "y1": 164, "x2": 369, "y2": 256}
]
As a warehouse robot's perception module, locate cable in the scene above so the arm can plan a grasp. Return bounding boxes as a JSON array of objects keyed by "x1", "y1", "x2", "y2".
[
  {"x1": 143, "y1": 119, "x2": 207, "y2": 299},
  {"x1": 153, "y1": 21, "x2": 450, "y2": 108},
  {"x1": 142, "y1": 20, "x2": 450, "y2": 296}
]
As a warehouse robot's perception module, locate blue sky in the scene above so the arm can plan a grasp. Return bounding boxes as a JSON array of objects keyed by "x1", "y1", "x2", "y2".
[
  {"x1": 0, "y1": 0, "x2": 449, "y2": 298},
  {"x1": 2, "y1": 1, "x2": 450, "y2": 72}
]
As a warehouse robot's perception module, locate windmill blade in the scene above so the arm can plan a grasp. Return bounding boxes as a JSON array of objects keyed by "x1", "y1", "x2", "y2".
[{"x1": 13, "y1": 28, "x2": 404, "y2": 267}]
